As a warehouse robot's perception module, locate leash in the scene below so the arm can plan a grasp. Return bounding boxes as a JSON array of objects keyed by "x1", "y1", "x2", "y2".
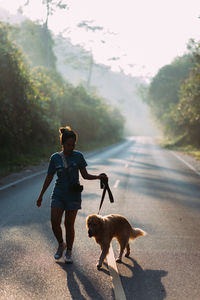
[{"x1": 97, "y1": 173, "x2": 114, "y2": 214}]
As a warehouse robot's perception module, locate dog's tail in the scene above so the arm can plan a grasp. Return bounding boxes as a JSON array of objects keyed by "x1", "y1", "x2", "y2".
[{"x1": 130, "y1": 227, "x2": 146, "y2": 240}]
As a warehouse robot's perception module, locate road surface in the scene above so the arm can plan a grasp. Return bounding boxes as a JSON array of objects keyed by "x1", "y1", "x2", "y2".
[{"x1": 0, "y1": 137, "x2": 200, "y2": 300}]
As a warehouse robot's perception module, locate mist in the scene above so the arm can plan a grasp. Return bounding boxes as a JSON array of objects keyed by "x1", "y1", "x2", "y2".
[
  {"x1": 54, "y1": 36, "x2": 160, "y2": 137},
  {"x1": 0, "y1": 5, "x2": 161, "y2": 171}
]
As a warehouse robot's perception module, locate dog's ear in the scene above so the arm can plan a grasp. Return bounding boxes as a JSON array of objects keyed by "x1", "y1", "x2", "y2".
[
  {"x1": 86, "y1": 215, "x2": 90, "y2": 228},
  {"x1": 86, "y1": 214, "x2": 95, "y2": 226},
  {"x1": 86, "y1": 215, "x2": 91, "y2": 225}
]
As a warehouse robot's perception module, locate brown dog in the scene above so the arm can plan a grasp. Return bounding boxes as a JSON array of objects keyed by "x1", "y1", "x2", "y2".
[{"x1": 86, "y1": 214, "x2": 146, "y2": 269}]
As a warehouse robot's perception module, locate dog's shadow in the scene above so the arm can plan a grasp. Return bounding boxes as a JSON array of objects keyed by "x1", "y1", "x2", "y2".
[
  {"x1": 56, "y1": 257, "x2": 167, "y2": 300},
  {"x1": 118, "y1": 257, "x2": 168, "y2": 300}
]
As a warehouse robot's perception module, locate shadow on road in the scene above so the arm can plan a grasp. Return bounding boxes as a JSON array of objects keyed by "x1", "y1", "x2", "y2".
[
  {"x1": 57, "y1": 261, "x2": 112, "y2": 300},
  {"x1": 120, "y1": 257, "x2": 167, "y2": 300},
  {"x1": 113, "y1": 169, "x2": 200, "y2": 210}
]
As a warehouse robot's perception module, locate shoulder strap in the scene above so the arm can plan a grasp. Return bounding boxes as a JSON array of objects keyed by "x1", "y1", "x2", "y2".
[{"x1": 59, "y1": 152, "x2": 68, "y2": 168}]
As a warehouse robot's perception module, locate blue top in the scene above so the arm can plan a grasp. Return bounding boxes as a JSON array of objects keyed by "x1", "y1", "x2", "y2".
[{"x1": 47, "y1": 150, "x2": 87, "y2": 209}]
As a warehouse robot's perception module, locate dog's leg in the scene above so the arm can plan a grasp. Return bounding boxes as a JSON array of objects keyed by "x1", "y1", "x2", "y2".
[
  {"x1": 116, "y1": 240, "x2": 127, "y2": 263},
  {"x1": 125, "y1": 243, "x2": 130, "y2": 257},
  {"x1": 97, "y1": 244, "x2": 110, "y2": 270}
]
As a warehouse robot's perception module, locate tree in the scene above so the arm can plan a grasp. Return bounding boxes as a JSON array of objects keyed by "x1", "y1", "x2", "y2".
[
  {"x1": 77, "y1": 20, "x2": 105, "y2": 90},
  {"x1": 19, "y1": 0, "x2": 68, "y2": 68},
  {"x1": 0, "y1": 22, "x2": 53, "y2": 157},
  {"x1": 148, "y1": 55, "x2": 193, "y2": 133},
  {"x1": 14, "y1": 20, "x2": 57, "y2": 69},
  {"x1": 0, "y1": 21, "x2": 125, "y2": 166},
  {"x1": 171, "y1": 41, "x2": 200, "y2": 145},
  {"x1": 149, "y1": 55, "x2": 193, "y2": 111}
]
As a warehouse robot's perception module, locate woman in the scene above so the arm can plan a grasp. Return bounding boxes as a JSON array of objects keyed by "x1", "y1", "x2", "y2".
[{"x1": 36, "y1": 126, "x2": 107, "y2": 263}]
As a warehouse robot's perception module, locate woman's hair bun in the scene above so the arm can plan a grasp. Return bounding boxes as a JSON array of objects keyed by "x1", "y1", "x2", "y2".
[
  {"x1": 60, "y1": 127, "x2": 66, "y2": 134},
  {"x1": 59, "y1": 125, "x2": 77, "y2": 145},
  {"x1": 59, "y1": 126, "x2": 71, "y2": 134}
]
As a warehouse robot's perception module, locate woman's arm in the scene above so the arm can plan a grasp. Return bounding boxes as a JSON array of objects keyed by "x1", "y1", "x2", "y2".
[
  {"x1": 36, "y1": 174, "x2": 53, "y2": 207},
  {"x1": 80, "y1": 168, "x2": 107, "y2": 180}
]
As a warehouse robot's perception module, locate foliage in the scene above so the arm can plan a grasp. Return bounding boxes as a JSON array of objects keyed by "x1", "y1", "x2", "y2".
[
  {"x1": 18, "y1": 0, "x2": 68, "y2": 69},
  {"x1": 0, "y1": 21, "x2": 124, "y2": 170},
  {"x1": 42, "y1": 0, "x2": 68, "y2": 22},
  {"x1": 171, "y1": 49, "x2": 200, "y2": 145},
  {"x1": 146, "y1": 54, "x2": 194, "y2": 136},
  {"x1": 145, "y1": 40, "x2": 200, "y2": 146},
  {"x1": 0, "y1": 22, "x2": 54, "y2": 160},
  {"x1": 30, "y1": 69, "x2": 124, "y2": 147},
  {"x1": 148, "y1": 55, "x2": 193, "y2": 118},
  {"x1": 56, "y1": 85, "x2": 124, "y2": 146},
  {"x1": 13, "y1": 20, "x2": 56, "y2": 69}
]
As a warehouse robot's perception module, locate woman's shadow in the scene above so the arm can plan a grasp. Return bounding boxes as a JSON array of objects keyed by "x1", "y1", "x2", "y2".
[
  {"x1": 56, "y1": 261, "x2": 111, "y2": 300},
  {"x1": 119, "y1": 257, "x2": 168, "y2": 300},
  {"x1": 57, "y1": 256, "x2": 167, "y2": 300}
]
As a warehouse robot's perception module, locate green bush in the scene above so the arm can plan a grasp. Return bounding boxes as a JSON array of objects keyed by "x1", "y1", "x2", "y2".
[{"x1": 0, "y1": 21, "x2": 124, "y2": 172}]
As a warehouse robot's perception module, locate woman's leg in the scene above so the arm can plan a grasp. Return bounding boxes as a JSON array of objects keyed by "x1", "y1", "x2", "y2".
[
  {"x1": 64, "y1": 210, "x2": 78, "y2": 250},
  {"x1": 51, "y1": 207, "x2": 65, "y2": 243}
]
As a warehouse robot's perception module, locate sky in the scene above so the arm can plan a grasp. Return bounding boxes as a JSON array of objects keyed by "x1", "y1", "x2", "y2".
[{"x1": 0, "y1": 0, "x2": 200, "y2": 78}]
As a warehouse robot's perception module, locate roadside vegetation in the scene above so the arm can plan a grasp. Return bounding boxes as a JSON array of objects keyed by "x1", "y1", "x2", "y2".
[
  {"x1": 0, "y1": 21, "x2": 124, "y2": 177},
  {"x1": 157, "y1": 137, "x2": 200, "y2": 161},
  {"x1": 139, "y1": 39, "x2": 200, "y2": 158}
]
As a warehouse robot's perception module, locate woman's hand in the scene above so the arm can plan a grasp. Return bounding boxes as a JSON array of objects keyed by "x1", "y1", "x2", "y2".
[
  {"x1": 36, "y1": 174, "x2": 53, "y2": 207},
  {"x1": 98, "y1": 173, "x2": 108, "y2": 180},
  {"x1": 36, "y1": 195, "x2": 43, "y2": 207}
]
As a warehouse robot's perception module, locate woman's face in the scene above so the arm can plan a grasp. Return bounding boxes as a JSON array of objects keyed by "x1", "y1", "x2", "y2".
[{"x1": 63, "y1": 137, "x2": 75, "y2": 155}]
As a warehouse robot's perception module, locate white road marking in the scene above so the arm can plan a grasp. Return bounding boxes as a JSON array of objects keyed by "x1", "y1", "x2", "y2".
[
  {"x1": 113, "y1": 179, "x2": 120, "y2": 188},
  {"x1": 107, "y1": 243, "x2": 127, "y2": 300},
  {"x1": 125, "y1": 162, "x2": 129, "y2": 168},
  {"x1": 171, "y1": 151, "x2": 200, "y2": 177},
  {"x1": 0, "y1": 170, "x2": 46, "y2": 191},
  {"x1": 105, "y1": 180, "x2": 126, "y2": 299}
]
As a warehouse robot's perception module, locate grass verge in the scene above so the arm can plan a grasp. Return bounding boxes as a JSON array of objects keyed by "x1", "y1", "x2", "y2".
[
  {"x1": 157, "y1": 137, "x2": 200, "y2": 161},
  {"x1": 0, "y1": 145, "x2": 58, "y2": 178},
  {"x1": 0, "y1": 138, "x2": 124, "y2": 178}
]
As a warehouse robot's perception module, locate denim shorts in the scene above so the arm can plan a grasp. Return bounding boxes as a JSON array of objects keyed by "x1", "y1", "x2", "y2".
[{"x1": 51, "y1": 195, "x2": 82, "y2": 210}]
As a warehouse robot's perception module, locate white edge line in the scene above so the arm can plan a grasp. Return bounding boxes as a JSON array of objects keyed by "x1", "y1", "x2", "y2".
[
  {"x1": 125, "y1": 162, "x2": 129, "y2": 168},
  {"x1": 171, "y1": 151, "x2": 200, "y2": 177},
  {"x1": 113, "y1": 179, "x2": 120, "y2": 189},
  {"x1": 0, "y1": 170, "x2": 46, "y2": 191},
  {"x1": 107, "y1": 243, "x2": 127, "y2": 300},
  {"x1": 0, "y1": 142, "x2": 129, "y2": 192}
]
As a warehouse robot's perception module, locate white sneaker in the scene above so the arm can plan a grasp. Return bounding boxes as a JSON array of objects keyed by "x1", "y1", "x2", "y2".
[{"x1": 65, "y1": 249, "x2": 73, "y2": 264}]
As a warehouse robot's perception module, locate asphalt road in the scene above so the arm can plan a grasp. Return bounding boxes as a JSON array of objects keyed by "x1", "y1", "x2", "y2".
[{"x1": 0, "y1": 137, "x2": 200, "y2": 300}]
